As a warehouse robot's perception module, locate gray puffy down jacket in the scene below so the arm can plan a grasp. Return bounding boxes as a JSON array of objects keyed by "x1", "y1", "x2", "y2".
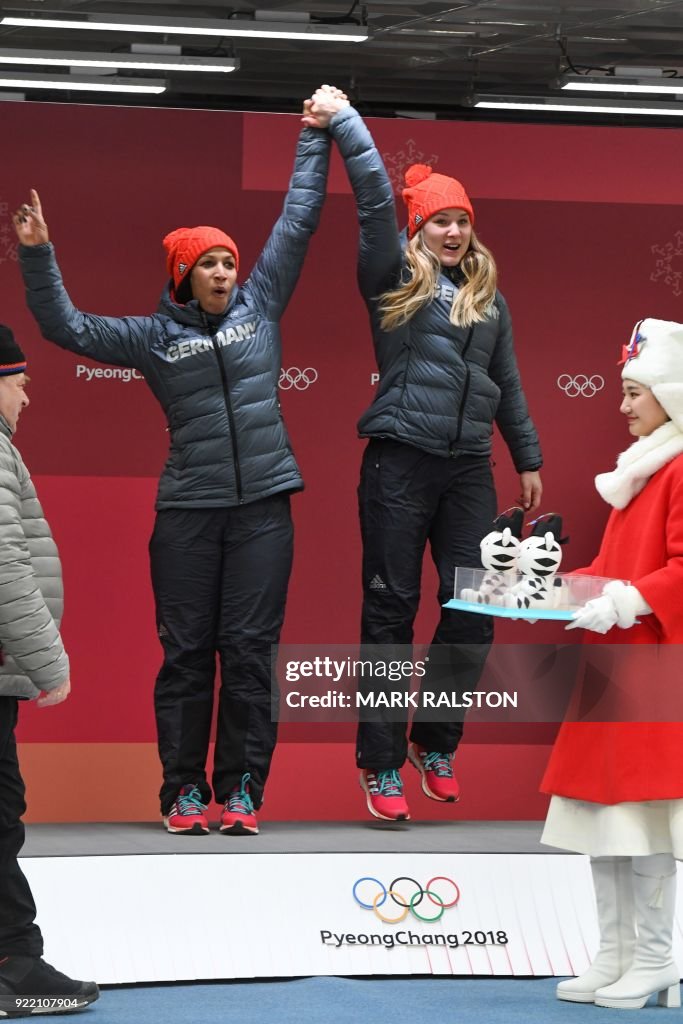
[
  {"x1": 19, "y1": 127, "x2": 331, "y2": 509},
  {"x1": 328, "y1": 108, "x2": 542, "y2": 472},
  {"x1": 0, "y1": 416, "x2": 69, "y2": 699}
]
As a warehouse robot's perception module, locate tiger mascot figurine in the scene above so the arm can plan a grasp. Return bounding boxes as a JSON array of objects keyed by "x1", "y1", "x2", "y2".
[
  {"x1": 503, "y1": 514, "x2": 566, "y2": 612},
  {"x1": 460, "y1": 507, "x2": 524, "y2": 607}
]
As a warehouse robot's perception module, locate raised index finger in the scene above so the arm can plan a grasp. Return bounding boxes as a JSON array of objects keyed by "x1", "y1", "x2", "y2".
[{"x1": 30, "y1": 188, "x2": 43, "y2": 216}]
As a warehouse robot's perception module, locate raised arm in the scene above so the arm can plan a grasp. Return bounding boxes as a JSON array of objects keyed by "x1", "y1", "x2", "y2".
[
  {"x1": 243, "y1": 118, "x2": 332, "y2": 322},
  {"x1": 14, "y1": 190, "x2": 151, "y2": 369},
  {"x1": 309, "y1": 92, "x2": 401, "y2": 305}
]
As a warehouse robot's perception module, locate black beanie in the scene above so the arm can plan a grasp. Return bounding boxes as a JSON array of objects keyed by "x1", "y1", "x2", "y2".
[{"x1": 0, "y1": 325, "x2": 27, "y2": 376}]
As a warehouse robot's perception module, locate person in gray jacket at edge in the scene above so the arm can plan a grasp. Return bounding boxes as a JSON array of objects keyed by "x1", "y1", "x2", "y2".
[
  {"x1": 0, "y1": 325, "x2": 99, "y2": 1014},
  {"x1": 13, "y1": 94, "x2": 331, "y2": 838},
  {"x1": 304, "y1": 87, "x2": 543, "y2": 822}
]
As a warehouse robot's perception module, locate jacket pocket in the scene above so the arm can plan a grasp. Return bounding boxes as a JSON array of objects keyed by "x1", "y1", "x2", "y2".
[
  {"x1": 358, "y1": 439, "x2": 383, "y2": 507},
  {"x1": 476, "y1": 371, "x2": 502, "y2": 418}
]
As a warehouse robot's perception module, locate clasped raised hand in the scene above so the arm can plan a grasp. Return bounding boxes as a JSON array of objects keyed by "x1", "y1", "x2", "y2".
[{"x1": 302, "y1": 83, "x2": 350, "y2": 129}]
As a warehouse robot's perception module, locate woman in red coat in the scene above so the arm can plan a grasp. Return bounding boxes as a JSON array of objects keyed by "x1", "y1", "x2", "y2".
[{"x1": 542, "y1": 317, "x2": 683, "y2": 1010}]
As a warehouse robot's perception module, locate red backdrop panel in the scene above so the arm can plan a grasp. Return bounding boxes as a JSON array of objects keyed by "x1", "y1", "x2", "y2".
[{"x1": 1, "y1": 100, "x2": 681, "y2": 820}]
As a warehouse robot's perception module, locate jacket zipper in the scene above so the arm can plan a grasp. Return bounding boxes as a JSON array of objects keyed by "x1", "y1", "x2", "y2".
[
  {"x1": 452, "y1": 324, "x2": 475, "y2": 450},
  {"x1": 201, "y1": 313, "x2": 243, "y2": 503}
]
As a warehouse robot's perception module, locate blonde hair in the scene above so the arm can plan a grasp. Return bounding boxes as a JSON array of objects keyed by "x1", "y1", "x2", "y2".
[{"x1": 378, "y1": 230, "x2": 497, "y2": 332}]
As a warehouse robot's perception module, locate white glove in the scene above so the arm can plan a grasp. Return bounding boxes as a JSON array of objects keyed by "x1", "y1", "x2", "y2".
[
  {"x1": 602, "y1": 580, "x2": 651, "y2": 628},
  {"x1": 565, "y1": 594, "x2": 619, "y2": 634},
  {"x1": 565, "y1": 583, "x2": 651, "y2": 633}
]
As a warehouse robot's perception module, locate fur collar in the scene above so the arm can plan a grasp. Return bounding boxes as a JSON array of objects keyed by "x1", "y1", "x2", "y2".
[{"x1": 595, "y1": 420, "x2": 683, "y2": 509}]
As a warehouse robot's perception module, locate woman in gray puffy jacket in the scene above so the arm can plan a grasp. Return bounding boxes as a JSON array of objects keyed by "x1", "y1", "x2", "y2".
[
  {"x1": 13, "y1": 107, "x2": 331, "y2": 838},
  {"x1": 306, "y1": 87, "x2": 543, "y2": 822}
]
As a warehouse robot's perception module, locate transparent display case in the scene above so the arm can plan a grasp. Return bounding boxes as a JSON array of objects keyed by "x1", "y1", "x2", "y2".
[{"x1": 444, "y1": 568, "x2": 622, "y2": 621}]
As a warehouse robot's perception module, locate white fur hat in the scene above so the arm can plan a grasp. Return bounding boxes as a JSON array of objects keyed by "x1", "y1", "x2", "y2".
[{"x1": 621, "y1": 318, "x2": 683, "y2": 431}]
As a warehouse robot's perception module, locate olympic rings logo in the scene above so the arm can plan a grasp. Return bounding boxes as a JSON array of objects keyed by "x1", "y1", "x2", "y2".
[
  {"x1": 353, "y1": 876, "x2": 461, "y2": 924},
  {"x1": 279, "y1": 367, "x2": 319, "y2": 391},
  {"x1": 556, "y1": 374, "x2": 605, "y2": 398}
]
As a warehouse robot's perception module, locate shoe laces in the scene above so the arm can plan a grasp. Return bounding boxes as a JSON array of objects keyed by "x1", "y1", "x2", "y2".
[
  {"x1": 422, "y1": 752, "x2": 454, "y2": 778},
  {"x1": 372, "y1": 768, "x2": 404, "y2": 797},
  {"x1": 176, "y1": 785, "x2": 206, "y2": 815},
  {"x1": 228, "y1": 773, "x2": 254, "y2": 815}
]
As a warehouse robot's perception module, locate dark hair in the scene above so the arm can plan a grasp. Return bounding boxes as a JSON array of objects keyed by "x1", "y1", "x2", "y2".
[{"x1": 175, "y1": 273, "x2": 193, "y2": 305}]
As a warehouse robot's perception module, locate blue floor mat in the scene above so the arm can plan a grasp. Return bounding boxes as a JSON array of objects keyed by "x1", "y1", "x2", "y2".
[{"x1": 89, "y1": 975, "x2": 679, "y2": 1023}]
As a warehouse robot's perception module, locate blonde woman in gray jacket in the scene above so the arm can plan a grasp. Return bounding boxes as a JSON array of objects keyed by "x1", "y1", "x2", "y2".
[
  {"x1": 304, "y1": 88, "x2": 542, "y2": 822},
  {"x1": 0, "y1": 325, "x2": 98, "y2": 1014}
]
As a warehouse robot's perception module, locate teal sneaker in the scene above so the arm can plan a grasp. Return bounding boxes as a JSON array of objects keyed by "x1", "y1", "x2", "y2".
[
  {"x1": 163, "y1": 784, "x2": 209, "y2": 835},
  {"x1": 360, "y1": 768, "x2": 410, "y2": 821},
  {"x1": 408, "y1": 744, "x2": 460, "y2": 802},
  {"x1": 220, "y1": 773, "x2": 259, "y2": 835}
]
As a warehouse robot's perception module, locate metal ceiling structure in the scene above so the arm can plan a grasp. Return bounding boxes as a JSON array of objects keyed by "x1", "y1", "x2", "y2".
[{"x1": 1, "y1": 0, "x2": 683, "y2": 123}]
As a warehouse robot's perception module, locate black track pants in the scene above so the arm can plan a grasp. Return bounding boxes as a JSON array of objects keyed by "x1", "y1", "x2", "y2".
[
  {"x1": 0, "y1": 697, "x2": 43, "y2": 957},
  {"x1": 356, "y1": 440, "x2": 496, "y2": 770},
  {"x1": 150, "y1": 495, "x2": 293, "y2": 814}
]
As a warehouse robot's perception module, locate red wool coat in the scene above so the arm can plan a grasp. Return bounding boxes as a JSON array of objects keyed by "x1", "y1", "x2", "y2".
[{"x1": 541, "y1": 453, "x2": 683, "y2": 804}]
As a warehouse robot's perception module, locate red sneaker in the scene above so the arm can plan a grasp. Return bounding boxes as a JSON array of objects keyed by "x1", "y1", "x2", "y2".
[
  {"x1": 163, "y1": 784, "x2": 209, "y2": 834},
  {"x1": 360, "y1": 768, "x2": 410, "y2": 821},
  {"x1": 220, "y1": 773, "x2": 259, "y2": 835},
  {"x1": 408, "y1": 744, "x2": 460, "y2": 802}
]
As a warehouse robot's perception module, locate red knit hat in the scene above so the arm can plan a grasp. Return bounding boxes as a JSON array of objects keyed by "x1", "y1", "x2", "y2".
[
  {"x1": 162, "y1": 226, "x2": 239, "y2": 292},
  {"x1": 402, "y1": 164, "x2": 474, "y2": 239}
]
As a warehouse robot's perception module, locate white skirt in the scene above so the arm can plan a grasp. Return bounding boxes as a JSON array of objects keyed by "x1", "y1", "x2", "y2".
[{"x1": 542, "y1": 795, "x2": 683, "y2": 859}]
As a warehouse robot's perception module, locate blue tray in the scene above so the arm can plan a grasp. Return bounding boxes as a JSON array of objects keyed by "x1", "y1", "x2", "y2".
[{"x1": 443, "y1": 597, "x2": 576, "y2": 621}]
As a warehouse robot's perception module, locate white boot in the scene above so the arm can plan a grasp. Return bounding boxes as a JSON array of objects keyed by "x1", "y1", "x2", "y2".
[
  {"x1": 557, "y1": 857, "x2": 635, "y2": 1003},
  {"x1": 594, "y1": 854, "x2": 680, "y2": 1010}
]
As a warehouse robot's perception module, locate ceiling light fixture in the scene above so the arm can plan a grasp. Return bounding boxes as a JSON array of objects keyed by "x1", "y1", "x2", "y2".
[
  {"x1": 0, "y1": 72, "x2": 166, "y2": 93},
  {"x1": 0, "y1": 13, "x2": 369, "y2": 42},
  {"x1": 569, "y1": 36, "x2": 629, "y2": 43},
  {"x1": 474, "y1": 94, "x2": 683, "y2": 117},
  {"x1": 560, "y1": 72, "x2": 683, "y2": 95},
  {"x1": 0, "y1": 47, "x2": 239, "y2": 72}
]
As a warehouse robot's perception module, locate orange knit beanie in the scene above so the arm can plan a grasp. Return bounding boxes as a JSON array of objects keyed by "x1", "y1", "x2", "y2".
[
  {"x1": 402, "y1": 164, "x2": 474, "y2": 239},
  {"x1": 162, "y1": 226, "x2": 239, "y2": 292}
]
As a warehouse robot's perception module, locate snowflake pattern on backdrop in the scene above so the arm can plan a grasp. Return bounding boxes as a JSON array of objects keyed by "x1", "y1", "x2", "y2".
[
  {"x1": 650, "y1": 231, "x2": 683, "y2": 297},
  {"x1": 381, "y1": 140, "x2": 439, "y2": 194},
  {"x1": 0, "y1": 199, "x2": 19, "y2": 266}
]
